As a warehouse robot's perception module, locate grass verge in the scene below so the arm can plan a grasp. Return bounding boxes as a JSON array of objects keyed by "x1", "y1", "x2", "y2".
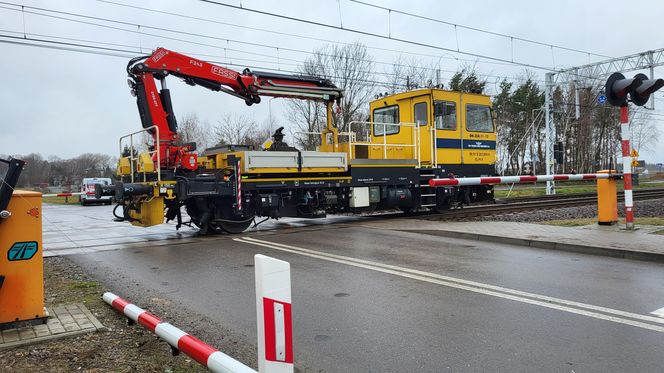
[{"x1": 0, "y1": 257, "x2": 206, "y2": 373}]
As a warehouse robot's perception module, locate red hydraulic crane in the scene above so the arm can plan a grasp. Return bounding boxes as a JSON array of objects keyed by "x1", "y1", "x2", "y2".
[{"x1": 126, "y1": 47, "x2": 343, "y2": 170}]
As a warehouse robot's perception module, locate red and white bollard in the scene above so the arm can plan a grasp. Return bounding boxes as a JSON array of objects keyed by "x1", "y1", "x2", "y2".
[
  {"x1": 619, "y1": 106, "x2": 635, "y2": 230},
  {"x1": 255, "y1": 254, "x2": 293, "y2": 373},
  {"x1": 103, "y1": 254, "x2": 293, "y2": 373}
]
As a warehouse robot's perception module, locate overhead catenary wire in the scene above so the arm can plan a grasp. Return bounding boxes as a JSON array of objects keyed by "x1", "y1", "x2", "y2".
[
  {"x1": 198, "y1": 0, "x2": 589, "y2": 74},
  {"x1": 0, "y1": 33, "x2": 413, "y2": 89},
  {"x1": 15, "y1": 29, "x2": 654, "y2": 127},
  {"x1": 0, "y1": 2, "x2": 547, "y2": 86},
  {"x1": 0, "y1": 0, "x2": 520, "y2": 76},
  {"x1": 0, "y1": 1, "x2": 546, "y2": 84},
  {"x1": 349, "y1": 0, "x2": 613, "y2": 59},
  {"x1": 92, "y1": 0, "x2": 520, "y2": 68}
]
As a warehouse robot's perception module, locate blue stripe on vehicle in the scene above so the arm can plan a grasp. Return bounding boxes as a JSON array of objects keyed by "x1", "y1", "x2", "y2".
[
  {"x1": 435, "y1": 139, "x2": 496, "y2": 150},
  {"x1": 436, "y1": 138, "x2": 462, "y2": 148}
]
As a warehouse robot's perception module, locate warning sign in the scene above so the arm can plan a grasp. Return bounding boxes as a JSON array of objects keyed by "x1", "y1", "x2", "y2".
[
  {"x1": 7, "y1": 241, "x2": 38, "y2": 261},
  {"x1": 630, "y1": 149, "x2": 639, "y2": 157}
]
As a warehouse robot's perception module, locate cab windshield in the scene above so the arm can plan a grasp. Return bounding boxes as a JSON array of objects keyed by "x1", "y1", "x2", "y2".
[{"x1": 466, "y1": 104, "x2": 493, "y2": 133}]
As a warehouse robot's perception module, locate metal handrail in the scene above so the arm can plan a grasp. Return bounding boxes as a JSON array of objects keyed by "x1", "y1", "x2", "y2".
[
  {"x1": 347, "y1": 121, "x2": 420, "y2": 167},
  {"x1": 119, "y1": 125, "x2": 161, "y2": 183}
]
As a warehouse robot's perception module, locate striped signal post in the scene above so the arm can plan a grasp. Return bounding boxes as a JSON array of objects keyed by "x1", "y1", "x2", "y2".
[
  {"x1": 619, "y1": 106, "x2": 635, "y2": 229},
  {"x1": 255, "y1": 254, "x2": 293, "y2": 373},
  {"x1": 605, "y1": 72, "x2": 664, "y2": 230}
]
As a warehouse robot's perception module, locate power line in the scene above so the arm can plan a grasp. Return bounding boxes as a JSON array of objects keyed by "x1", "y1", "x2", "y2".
[
  {"x1": 199, "y1": 0, "x2": 556, "y2": 72},
  {"x1": 349, "y1": 0, "x2": 612, "y2": 59},
  {"x1": 94, "y1": 0, "x2": 519, "y2": 68},
  {"x1": 5, "y1": 33, "x2": 664, "y2": 127},
  {"x1": 0, "y1": 33, "x2": 410, "y2": 88},
  {"x1": 0, "y1": 2, "x2": 545, "y2": 86}
]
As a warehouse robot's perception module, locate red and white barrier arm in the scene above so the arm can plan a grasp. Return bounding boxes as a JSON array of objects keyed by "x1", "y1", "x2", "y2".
[
  {"x1": 42, "y1": 192, "x2": 87, "y2": 197},
  {"x1": 102, "y1": 292, "x2": 257, "y2": 373},
  {"x1": 428, "y1": 173, "x2": 613, "y2": 187},
  {"x1": 103, "y1": 254, "x2": 293, "y2": 373}
]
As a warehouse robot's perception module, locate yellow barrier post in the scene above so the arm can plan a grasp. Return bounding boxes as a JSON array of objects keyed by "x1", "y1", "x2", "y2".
[
  {"x1": 0, "y1": 190, "x2": 47, "y2": 326},
  {"x1": 597, "y1": 170, "x2": 618, "y2": 225}
]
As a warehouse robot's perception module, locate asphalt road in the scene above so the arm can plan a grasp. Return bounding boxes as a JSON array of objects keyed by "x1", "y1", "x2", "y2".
[{"x1": 65, "y1": 211, "x2": 664, "y2": 373}]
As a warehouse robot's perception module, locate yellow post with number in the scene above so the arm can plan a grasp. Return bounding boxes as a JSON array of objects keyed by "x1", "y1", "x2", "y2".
[{"x1": 0, "y1": 190, "x2": 46, "y2": 325}]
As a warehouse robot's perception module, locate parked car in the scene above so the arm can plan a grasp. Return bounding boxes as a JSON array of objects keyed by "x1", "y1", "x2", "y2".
[{"x1": 80, "y1": 178, "x2": 113, "y2": 206}]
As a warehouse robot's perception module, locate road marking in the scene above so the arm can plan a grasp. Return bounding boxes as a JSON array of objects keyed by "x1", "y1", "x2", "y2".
[
  {"x1": 239, "y1": 237, "x2": 664, "y2": 326},
  {"x1": 652, "y1": 307, "x2": 664, "y2": 318},
  {"x1": 234, "y1": 236, "x2": 664, "y2": 334}
]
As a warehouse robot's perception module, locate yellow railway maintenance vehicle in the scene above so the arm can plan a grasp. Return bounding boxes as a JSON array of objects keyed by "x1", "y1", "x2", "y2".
[{"x1": 100, "y1": 48, "x2": 497, "y2": 234}]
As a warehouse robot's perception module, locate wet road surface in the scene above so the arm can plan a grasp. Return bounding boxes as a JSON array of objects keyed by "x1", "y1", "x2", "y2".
[
  {"x1": 42, "y1": 203, "x2": 365, "y2": 256},
  {"x1": 61, "y1": 203, "x2": 664, "y2": 372}
]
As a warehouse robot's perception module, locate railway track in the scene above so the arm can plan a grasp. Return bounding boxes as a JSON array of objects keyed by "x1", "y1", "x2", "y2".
[{"x1": 423, "y1": 188, "x2": 664, "y2": 220}]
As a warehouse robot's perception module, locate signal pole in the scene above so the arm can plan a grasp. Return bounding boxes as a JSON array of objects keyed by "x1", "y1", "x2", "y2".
[
  {"x1": 605, "y1": 72, "x2": 664, "y2": 230},
  {"x1": 619, "y1": 106, "x2": 635, "y2": 229},
  {"x1": 544, "y1": 72, "x2": 556, "y2": 195}
]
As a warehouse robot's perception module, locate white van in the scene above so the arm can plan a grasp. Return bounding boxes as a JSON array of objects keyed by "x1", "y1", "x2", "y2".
[{"x1": 80, "y1": 178, "x2": 113, "y2": 206}]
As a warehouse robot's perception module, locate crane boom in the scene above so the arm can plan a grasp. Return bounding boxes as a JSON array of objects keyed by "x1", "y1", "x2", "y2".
[{"x1": 126, "y1": 47, "x2": 343, "y2": 170}]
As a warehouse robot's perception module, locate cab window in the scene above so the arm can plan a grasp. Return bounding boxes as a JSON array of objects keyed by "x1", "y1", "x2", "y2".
[
  {"x1": 373, "y1": 105, "x2": 399, "y2": 136},
  {"x1": 414, "y1": 102, "x2": 428, "y2": 126},
  {"x1": 434, "y1": 101, "x2": 457, "y2": 130},
  {"x1": 465, "y1": 104, "x2": 493, "y2": 132}
]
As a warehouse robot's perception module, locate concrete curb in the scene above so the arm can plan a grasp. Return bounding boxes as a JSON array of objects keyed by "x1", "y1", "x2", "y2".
[{"x1": 409, "y1": 230, "x2": 664, "y2": 263}]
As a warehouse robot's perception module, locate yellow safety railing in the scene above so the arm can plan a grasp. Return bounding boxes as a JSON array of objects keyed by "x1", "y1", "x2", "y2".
[
  {"x1": 118, "y1": 125, "x2": 161, "y2": 183},
  {"x1": 347, "y1": 121, "x2": 421, "y2": 168}
]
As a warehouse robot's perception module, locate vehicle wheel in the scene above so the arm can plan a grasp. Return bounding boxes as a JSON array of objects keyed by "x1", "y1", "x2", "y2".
[
  {"x1": 207, "y1": 221, "x2": 227, "y2": 234},
  {"x1": 215, "y1": 218, "x2": 254, "y2": 234},
  {"x1": 397, "y1": 206, "x2": 415, "y2": 215},
  {"x1": 190, "y1": 218, "x2": 224, "y2": 235}
]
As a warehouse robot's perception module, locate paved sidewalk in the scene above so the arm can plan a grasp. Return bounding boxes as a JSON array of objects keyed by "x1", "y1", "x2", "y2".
[
  {"x1": 0, "y1": 304, "x2": 105, "y2": 350},
  {"x1": 361, "y1": 219, "x2": 664, "y2": 262}
]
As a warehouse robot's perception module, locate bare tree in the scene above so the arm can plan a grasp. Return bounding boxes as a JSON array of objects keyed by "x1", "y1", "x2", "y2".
[
  {"x1": 213, "y1": 114, "x2": 270, "y2": 146},
  {"x1": 14, "y1": 152, "x2": 115, "y2": 188},
  {"x1": 385, "y1": 55, "x2": 448, "y2": 93},
  {"x1": 286, "y1": 100, "x2": 326, "y2": 150},
  {"x1": 287, "y1": 41, "x2": 376, "y2": 149},
  {"x1": 630, "y1": 110, "x2": 660, "y2": 155},
  {"x1": 176, "y1": 113, "x2": 213, "y2": 151}
]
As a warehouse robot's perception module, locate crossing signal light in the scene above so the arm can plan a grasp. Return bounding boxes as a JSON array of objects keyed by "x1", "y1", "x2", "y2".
[
  {"x1": 630, "y1": 73, "x2": 664, "y2": 106},
  {"x1": 605, "y1": 72, "x2": 664, "y2": 107},
  {"x1": 553, "y1": 141, "x2": 564, "y2": 164}
]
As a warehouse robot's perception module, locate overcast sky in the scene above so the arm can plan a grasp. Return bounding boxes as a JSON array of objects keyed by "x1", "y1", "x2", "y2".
[{"x1": 1, "y1": 0, "x2": 664, "y2": 163}]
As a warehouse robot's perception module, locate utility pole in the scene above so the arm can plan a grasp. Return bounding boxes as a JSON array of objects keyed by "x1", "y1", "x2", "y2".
[{"x1": 544, "y1": 72, "x2": 556, "y2": 195}]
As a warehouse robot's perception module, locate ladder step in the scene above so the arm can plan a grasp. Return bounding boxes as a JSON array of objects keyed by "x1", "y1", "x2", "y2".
[
  {"x1": 421, "y1": 204, "x2": 437, "y2": 207},
  {"x1": 421, "y1": 194, "x2": 436, "y2": 197}
]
